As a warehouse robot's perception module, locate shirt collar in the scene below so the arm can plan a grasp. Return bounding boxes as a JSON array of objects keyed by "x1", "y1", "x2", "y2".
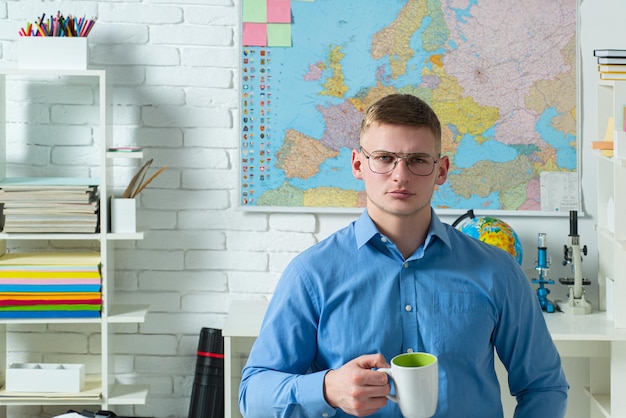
[{"x1": 354, "y1": 208, "x2": 453, "y2": 251}]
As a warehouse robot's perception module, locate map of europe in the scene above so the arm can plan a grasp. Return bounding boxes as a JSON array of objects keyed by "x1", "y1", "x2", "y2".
[{"x1": 239, "y1": 0, "x2": 577, "y2": 211}]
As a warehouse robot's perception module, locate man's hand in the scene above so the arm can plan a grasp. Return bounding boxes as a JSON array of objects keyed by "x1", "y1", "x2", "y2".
[{"x1": 323, "y1": 354, "x2": 391, "y2": 417}]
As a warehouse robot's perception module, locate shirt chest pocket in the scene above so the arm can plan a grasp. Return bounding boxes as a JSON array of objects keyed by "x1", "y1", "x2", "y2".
[{"x1": 429, "y1": 291, "x2": 495, "y2": 357}]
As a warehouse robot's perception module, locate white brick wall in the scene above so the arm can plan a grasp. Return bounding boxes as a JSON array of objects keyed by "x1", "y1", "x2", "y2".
[
  {"x1": 0, "y1": 1, "x2": 301, "y2": 417},
  {"x1": 0, "y1": 1, "x2": 607, "y2": 417}
]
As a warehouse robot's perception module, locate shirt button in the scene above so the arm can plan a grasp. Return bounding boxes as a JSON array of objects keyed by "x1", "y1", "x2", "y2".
[
  {"x1": 403, "y1": 262, "x2": 409, "y2": 268},
  {"x1": 405, "y1": 305, "x2": 412, "y2": 312},
  {"x1": 322, "y1": 414, "x2": 329, "y2": 417},
  {"x1": 407, "y1": 348, "x2": 414, "y2": 353},
  {"x1": 381, "y1": 236, "x2": 388, "y2": 243}
]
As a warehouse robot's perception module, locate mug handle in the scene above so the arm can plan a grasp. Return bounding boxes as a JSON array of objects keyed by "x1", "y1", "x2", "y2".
[{"x1": 376, "y1": 368, "x2": 398, "y2": 403}]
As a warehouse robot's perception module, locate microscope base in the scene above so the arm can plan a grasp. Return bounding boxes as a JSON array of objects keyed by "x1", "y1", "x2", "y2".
[{"x1": 557, "y1": 290, "x2": 592, "y2": 315}]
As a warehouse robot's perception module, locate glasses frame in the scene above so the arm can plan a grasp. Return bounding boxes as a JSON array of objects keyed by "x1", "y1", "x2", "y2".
[{"x1": 360, "y1": 146, "x2": 440, "y2": 176}]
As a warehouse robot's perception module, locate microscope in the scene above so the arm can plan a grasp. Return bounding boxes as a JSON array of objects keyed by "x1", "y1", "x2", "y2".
[
  {"x1": 532, "y1": 233, "x2": 556, "y2": 313},
  {"x1": 556, "y1": 210, "x2": 592, "y2": 315}
]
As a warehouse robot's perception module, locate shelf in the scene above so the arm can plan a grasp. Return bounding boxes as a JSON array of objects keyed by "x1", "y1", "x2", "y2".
[
  {"x1": 0, "y1": 233, "x2": 102, "y2": 240},
  {"x1": 0, "y1": 381, "x2": 148, "y2": 407},
  {"x1": 107, "y1": 231, "x2": 145, "y2": 240},
  {"x1": 0, "y1": 305, "x2": 147, "y2": 325},
  {"x1": 106, "y1": 151, "x2": 144, "y2": 159},
  {"x1": 108, "y1": 304, "x2": 148, "y2": 323},
  {"x1": 0, "y1": 67, "x2": 105, "y2": 77},
  {"x1": 586, "y1": 78, "x2": 626, "y2": 417},
  {"x1": 0, "y1": 232, "x2": 146, "y2": 240},
  {"x1": 109, "y1": 384, "x2": 149, "y2": 405},
  {"x1": 595, "y1": 152, "x2": 626, "y2": 167},
  {"x1": 0, "y1": 67, "x2": 149, "y2": 410},
  {"x1": 0, "y1": 317, "x2": 102, "y2": 325},
  {"x1": 585, "y1": 387, "x2": 611, "y2": 417},
  {"x1": 0, "y1": 375, "x2": 101, "y2": 405},
  {"x1": 0, "y1": 398, "x2": 102, "y2": 406}
]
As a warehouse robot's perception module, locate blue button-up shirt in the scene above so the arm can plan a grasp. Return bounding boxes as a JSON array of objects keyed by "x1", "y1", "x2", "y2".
[{"x1": 239, "y1": 210, "x2": 568, "y2": 417}]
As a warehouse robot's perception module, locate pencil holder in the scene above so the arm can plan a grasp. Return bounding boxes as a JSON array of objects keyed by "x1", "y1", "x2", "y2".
[
  {"x1": 17, "y1": 37, "x2": 88, "y2": 70},
  {"x1": 111, "y1": 198, "x2": 136, "y2": 233}
]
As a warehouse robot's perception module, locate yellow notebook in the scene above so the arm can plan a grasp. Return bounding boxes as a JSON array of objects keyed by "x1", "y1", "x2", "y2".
[{"x1": 0, "y1": 252, "x2": 101, "y2": 266}]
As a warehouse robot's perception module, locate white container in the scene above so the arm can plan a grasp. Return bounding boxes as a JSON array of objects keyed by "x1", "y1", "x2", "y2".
[
  {"x1": 17, "y1": 37, "x2": 88, "y2": 70},
  {"x1": 6, "y1": 363, "x2": 85, "y2": 393},
  {"x1": 111, "y1": 198, "x2": 136, "y2": 233}
]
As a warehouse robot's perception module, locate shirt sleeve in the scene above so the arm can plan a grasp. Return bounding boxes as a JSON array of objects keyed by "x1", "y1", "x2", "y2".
[
  {"x1": 238, "y1": 258, "x2": 337, "y2": 418},
  {"x1": 493, "y1": 260, "x2": 569, "y2": 417}
]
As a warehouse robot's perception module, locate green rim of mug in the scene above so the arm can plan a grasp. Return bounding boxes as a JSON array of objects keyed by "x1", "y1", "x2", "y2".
[{"x1": 393, "y1": 353, "x2": 436, "y2": 368}]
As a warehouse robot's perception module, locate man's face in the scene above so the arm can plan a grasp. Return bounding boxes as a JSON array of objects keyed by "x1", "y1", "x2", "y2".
[{"x1": 352, "y1": 123, "x2": 448, "y2": 219}]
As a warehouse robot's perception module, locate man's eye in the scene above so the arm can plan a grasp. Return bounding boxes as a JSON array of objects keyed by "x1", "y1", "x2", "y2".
[
  {"x1": 376, "y1": 154, "x2": 395, "y2": 163},
  {"x1": 409, "y1": 156, "x2": 428, "y2": 165}
]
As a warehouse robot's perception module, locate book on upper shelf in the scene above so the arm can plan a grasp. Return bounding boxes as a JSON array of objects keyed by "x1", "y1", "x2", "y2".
[
  {"x1": 0, "y1": 190, "x2": 97, "y2": 203},
  {"x1": 598, "y1": 64, "x2": 626, "y2": 73},
  {"x1": 0, "y1": 178, "x2": 98, "y2": 203},
  {"x1": 0, "y1": 177, "x2": 99, "y2": 187},
  {"x1": 0, "y1": 252, "x2": 101, "y2": 266},
  {"x1": 0, "y1": 178, "x2": 100, "y2": 233},
  {"x1": 594, "y1": 49, "x2": 626, "y2": 57},
  {"x1": 597, "y1": 57, "x2": 626, "y2": 65},
  {"x1": 599, "y1": 72, "x2": 626, "y2": 81},
  {"x1": 1, "y1": 201, "x2": 99, "y2": 215}
]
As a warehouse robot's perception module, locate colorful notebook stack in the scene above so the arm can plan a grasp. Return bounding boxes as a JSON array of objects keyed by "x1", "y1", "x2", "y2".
[{"x1": 0, "y1": 252, "x2": 102, "y2": 319}]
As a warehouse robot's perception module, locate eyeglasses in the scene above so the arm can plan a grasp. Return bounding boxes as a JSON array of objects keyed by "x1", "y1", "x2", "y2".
[{"x1": 360, "y1": 146, "x2": 439, "y2": 176}]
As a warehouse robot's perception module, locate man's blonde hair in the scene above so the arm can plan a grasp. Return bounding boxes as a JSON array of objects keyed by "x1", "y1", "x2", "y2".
[{"x1": 360, "y1": 94, "x2": 442, "y2": 151}]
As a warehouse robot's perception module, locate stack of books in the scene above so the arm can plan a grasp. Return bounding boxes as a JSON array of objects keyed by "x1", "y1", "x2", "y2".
[
  {"x1": 0, "y1": 177, "x2": 99, "y2": 233},
  {"x1": 0, "y1": 252, "x2": 102, "y2": 319},
  {"x1": 594, "y1": 49, "x2": 626, "y2": 80}
]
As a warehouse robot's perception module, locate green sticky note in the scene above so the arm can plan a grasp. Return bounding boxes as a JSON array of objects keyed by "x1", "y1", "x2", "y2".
[
  {"x1": 267, "y1": 23, "x2": 292, "y2": 47},
  {"x1": 243, "y1": 0, "x2": 267, "y2": 23}
]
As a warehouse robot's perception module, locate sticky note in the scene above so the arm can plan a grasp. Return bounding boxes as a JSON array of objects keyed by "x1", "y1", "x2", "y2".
[
  {"x1": 267, "y1": 23, "x2": 292, "y2": 47},
  {"x1": 243, "y1": 0, "x2": 267, "y2": 23},
  {"x1": 243, "y1": 23, "x2": 267, "y2": 46},
  {"x1": 267, "y1": 0, "x2": 291, "y2": 23}
]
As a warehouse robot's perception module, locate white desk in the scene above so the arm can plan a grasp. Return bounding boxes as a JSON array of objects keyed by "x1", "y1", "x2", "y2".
[
  {"x1": 223, "y1": 300, "x2": 626, "y2": 418},
  {"x1": 223, "y1": 300, "x2": 269, "y2": 418}
]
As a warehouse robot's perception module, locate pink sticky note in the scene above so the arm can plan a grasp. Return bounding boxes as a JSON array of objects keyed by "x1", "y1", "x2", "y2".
[
  {"x1": 243, "y1": 23, "x2": 267, "y2": 46},
  {"x1": 267, "y1": 0, "x2": 291, "y2": 23}
]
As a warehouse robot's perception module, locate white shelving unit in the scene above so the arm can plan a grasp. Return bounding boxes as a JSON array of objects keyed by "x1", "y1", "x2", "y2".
[
  {"x1": 583, "y1": 79, "x2": 626, "y2": 417},
  {"x1": 0, "y1": 68, "x2": 148, "y2": 413}
]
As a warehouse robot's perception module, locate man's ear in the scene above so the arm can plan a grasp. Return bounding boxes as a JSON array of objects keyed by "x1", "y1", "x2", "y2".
[
  {"x1": 352, "y1": 149, "x2": 365, "y2": 179},
  {"x1": 435, "y1": 155, "x2": 449, "y2": 185}
]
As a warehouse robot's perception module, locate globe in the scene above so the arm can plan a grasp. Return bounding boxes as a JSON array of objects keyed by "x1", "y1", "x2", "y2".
[{"x1": 455, "y1": 214, "x2": 523, "y2": 265}]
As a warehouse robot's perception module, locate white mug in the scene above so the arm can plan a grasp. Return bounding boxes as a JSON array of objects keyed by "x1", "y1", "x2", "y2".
[{"x1": 378, "y1": 352, "x2": 438, "y2": 418}]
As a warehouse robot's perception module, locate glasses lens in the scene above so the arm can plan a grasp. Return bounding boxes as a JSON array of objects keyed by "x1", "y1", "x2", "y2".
[
  {"x1": 368, "y1": 151, "x2": 397, "y2": 174},
  {"x1": 405, "y1": 153, "x2": 436, "y2": 176},
  {"x1": 368, "y1": 151, "x2": 436, "y2": 176}
]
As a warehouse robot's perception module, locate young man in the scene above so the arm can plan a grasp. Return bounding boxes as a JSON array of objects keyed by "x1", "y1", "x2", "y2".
[{"x1": 239, "y1": 94, "x2": 568, "y2": 417}]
